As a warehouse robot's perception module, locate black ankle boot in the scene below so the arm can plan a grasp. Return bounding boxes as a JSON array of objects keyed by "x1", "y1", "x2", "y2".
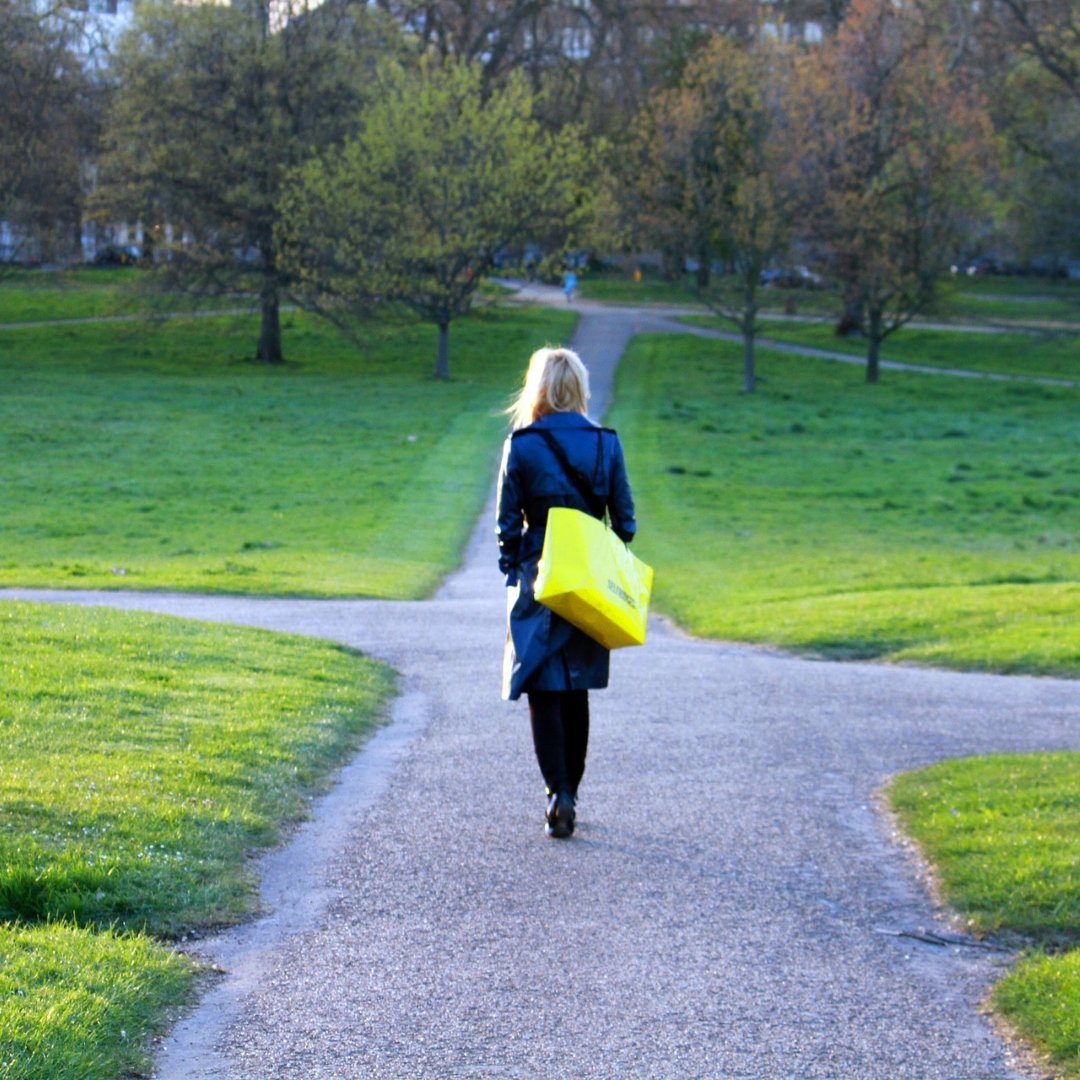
[{"x1": 545, "y1": 790, "x2": 575, "y2": 839}]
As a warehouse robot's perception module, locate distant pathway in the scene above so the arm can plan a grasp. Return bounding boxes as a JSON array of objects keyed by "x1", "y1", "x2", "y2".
[
  {"x1": 506, "y1": 280, "x2": 1080, "y2": 388},
  {"x1": 3, "y1": 304, "x2": 1079, "y2": 1079},
  {"x1": 3, "y1": 282, "x2": 1077, "y2": 389}
]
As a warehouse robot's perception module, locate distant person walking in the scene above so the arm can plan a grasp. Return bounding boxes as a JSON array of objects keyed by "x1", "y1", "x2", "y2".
[
  {"x1": 496, "y1": 347, "x2": 637, "y2": 838},
  {"x1": 563, "y1": 270, "x2": 578, "y2": 302}
]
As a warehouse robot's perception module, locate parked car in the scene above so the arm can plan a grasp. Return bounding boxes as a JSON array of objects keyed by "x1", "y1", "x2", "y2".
[
  {"x1": 963, "y1": 255, "x2": 1000, "y2": 276},
  {"x1": 92, "y1": 244, "x2": 141, "y2": 266},
  {"x1": 760, "y1": 265, "x2": 824, "y2": 288}
]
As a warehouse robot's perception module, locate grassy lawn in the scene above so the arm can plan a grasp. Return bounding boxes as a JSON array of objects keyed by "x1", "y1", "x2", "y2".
[
  {"x1": 2, "y1": 271, "x2": 1076, "y2": 1079},
  {"x1": 938, "y1": 275, "x2": 1080, "y2": 323},
  {"x1": 0, "y1": 269, "x2": 512, "y2": 325},
  {"x1": 0, "y1": 922, "x2": 196, "y2": 1080},
  {"x1": 0, "y1": 267, "x2": 257, "y2": 324},
  {"x1": 755, "y1": 320, "x2": 1080, "y2": 381},
  {"x1": 0, "y1": 305, "x2": 575, "y2": 597},
  {"x1": 679, "y1": 314, "x2": 1080, "y2": 382},
  {"x1": 0, "y1": 599, "x2": 394, "y2": 1078},
  {"x1": 578, "y1": 268, "x2": 707, "y2": 307},
  {"x1": 581, "y1": 266, "x2": 1080, "y2": 325},
  {"x1": 890, "y1": 754, "x2": 1080, "y2": 1077},
  {"x1": 609, "y1": 333, "x2": 1079, "y2": 677},
  {"x1": 579, "y1": 267, "x2": 838, "y2": 314},
  {"x1": 0, "y1": 268, "x2": 140, "y2": 323}
]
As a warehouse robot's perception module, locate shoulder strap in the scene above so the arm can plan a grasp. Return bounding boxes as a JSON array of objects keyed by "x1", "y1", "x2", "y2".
[{"x1": 516, "y1": 426, "x2": 607, "y2": 518}]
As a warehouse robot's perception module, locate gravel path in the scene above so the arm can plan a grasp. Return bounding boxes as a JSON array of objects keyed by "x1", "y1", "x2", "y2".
[{"x1": 5, "y1": 304, "x2": 1078, "y2": 1079}]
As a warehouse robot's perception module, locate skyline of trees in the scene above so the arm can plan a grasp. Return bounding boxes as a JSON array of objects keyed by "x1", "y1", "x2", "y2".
[{"x1": 1, "y1": 0, "x2": 1077, "y2": 370}]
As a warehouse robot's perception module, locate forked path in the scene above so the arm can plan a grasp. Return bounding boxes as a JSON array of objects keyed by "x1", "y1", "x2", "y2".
[{"x1": 5, "y1": 308, "x2": 1078, "y2": 1078}]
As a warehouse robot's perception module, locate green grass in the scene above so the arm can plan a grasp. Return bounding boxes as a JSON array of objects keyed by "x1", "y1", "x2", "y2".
[
  {"x1": 680, "y1": 314, "x2": 1080, "y2": 381},
  {"x1": 610, "y1": 333, "x2": 1080, "y2": 676},
  {"x1": 0, "y1": 305, "x2": 574, "y2": 597},
  {"x1": 578, "y1": 268, "x2": 707, "y2": 307},
  {"x1": 937, "y1": 275, "x2": 1080, "y2": 323},
  {"x1": 0, "y1": 601, "x2": 394, "y2": 934},
  {"x1": 0, "y1": 599, "x2": 393, "y2": 1078},
  {"x1": 890, "y1": 754, "x2": 1080, "y2": 1077},
  {"x1": 0, "y1": 921, "x2": 197, "y2": 1080},
  {"x1": 891, "y1": 755, "x2": 1080, "y2": 943},
  {"x1": 0, "y1": 269, "x2": 512, "y2": 325},
  {"x1": 582, "y1": 266, "x2": 1080, "y2": 325},
  {"x1": 956, "y1": 275, "x2": 1080, "y2": 298},
  {"x1": 579, "y1": 267, "x2": 838, "y2": 314},
  {"x1": 0, "y1": 268, "x2": 252, "y2": 324},
  {"x1": 0, "y1": 268, "x2": 134, "y2": 316},
  {"x1": 995, "y1": 951, "x2": 1080, "y2": 1078}
]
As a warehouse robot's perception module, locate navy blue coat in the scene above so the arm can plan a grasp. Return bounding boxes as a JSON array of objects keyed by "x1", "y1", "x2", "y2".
[{"x1": 496, "y1": 411, "x2": 637, "y2": 701}]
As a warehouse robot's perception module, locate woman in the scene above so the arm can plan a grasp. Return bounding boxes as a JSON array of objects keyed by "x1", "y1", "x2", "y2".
[{"x1": 496, "y1": 346, "x2": 637, "y2": 838}]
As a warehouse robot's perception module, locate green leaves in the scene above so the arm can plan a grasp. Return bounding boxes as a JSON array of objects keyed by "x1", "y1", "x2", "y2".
[
  {"x1": 787, "y1": 0, "x2": 996, "y2": 377},
  {"x1": 279, "y1": 57, "x2": 596, "y2": 377},
  {"x1": 94, "y1": 0, "x2": 406, "y2": 360}
]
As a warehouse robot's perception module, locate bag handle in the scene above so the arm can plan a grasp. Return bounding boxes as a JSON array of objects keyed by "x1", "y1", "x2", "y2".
[{"x1": 527, "y1": 427, "x2": 607, "y2": 520}]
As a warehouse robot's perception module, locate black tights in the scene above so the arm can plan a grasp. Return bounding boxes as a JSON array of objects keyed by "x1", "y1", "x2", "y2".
[{"x1": 528, "y1": 690, "x2": 590, "y2": 797}]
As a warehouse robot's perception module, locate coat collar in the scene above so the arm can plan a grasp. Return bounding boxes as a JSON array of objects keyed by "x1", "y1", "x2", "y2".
[{"x1": 532, "y1": 411, "x2": 599, "y2": 430}]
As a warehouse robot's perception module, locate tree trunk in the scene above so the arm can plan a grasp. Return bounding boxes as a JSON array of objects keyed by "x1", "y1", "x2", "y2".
[
  {"x1": 837, "y1": 283, "x2": 864, "y2": 337},
  {"x1": 742, "y1": 331, "x2": 756, "y2": 393},
  {"x1": 866, "y1": 307, "x2": 882, "y2": 384},
  {"x1": 696, "y1": 243, "x2": 710, "y2": 288},
  {"x1": 256, "y1": 278, "x2": 284, "y2": 364},
  {"x1": 741, "y1": 295, "x2": 757, "y2": 393},
  {"x1": 434, "y1": 320, "x2": 451, "y2": 380},
  {"x1": 661, "y1": 247, "x2": 683, "y2": 282}
]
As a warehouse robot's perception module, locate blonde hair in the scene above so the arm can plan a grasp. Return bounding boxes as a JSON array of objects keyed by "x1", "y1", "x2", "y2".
[{"x1": 507, "y1": 347, "x2": 590, "y2": 430}]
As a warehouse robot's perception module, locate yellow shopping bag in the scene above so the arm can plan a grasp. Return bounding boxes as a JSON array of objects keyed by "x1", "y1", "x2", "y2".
[{"x1": 534, "y1": 507, "x2": 654, "y2": 649}]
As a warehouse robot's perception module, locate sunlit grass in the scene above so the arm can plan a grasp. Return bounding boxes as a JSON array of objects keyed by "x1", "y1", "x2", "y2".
[
  {"x1": 0, "y1": 601, "x2": 394, "y2": 933},
  {"x1": 0, "y1": 921, "x2": 197, "y2": 1080},
  {"x1": 678, "y1": 313, "x2": 1080, "y2": 381},
  {"x1": 994, "y1": 952, "x2": 1080, "y2": 1078},
  {"x1": 890, "y1": 754, "x2": 1080, "y2": 1077},
  {"x1": 610, "y1": 333, "x2": 1080, "y2": 676},
  {"x1": 0, "y1": 267, "x2": 252, "y2": 324},
  {"x1": 891, "y1": 754, "x2": 1080, "y2": 943},
  {"x1": 0, "y1": 305, "x2": 574, "y2": 597},
  {"x1": 0, "y1": 599, "x2": 394, "y2": 1078},
  {"x1": 580, "y1": 266, "x2": 1080, "y2": 326}
]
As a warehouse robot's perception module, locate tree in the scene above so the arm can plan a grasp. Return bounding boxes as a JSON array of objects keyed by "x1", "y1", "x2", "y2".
[
  {"x1": 371, "y1": 0, "x2": 765, "y2": 137},
  {"x1": 988, "y1": 0, "x2": 1080, "y2": 102},
  {"x1": 993, "y1": 59, "x2": 1080, "y2": 265},
  {"x1": 789, "y1": 0, "x2": 995, "y2": 382},
  {"x1": 279, "y1": 57, "x2": 596, "y2": 380},
  {"x1": 969, "y1": 0, "x2": 1080, "y2": 265},
  {"x1": 630, "y1": 49, "x2": 726, "y2": 285},
  {"x1": 0, "y1": 0, "x2": 93, "y2": 266},
  {"x1": 630, "y1": 36, "x2": 795, "y2": 391},
  {"x1": 690, "y1": 38, "x2": 797, "y2": 395},
  {"x1": 94, "y1": 0, "x2": 402, "y2": 363}
]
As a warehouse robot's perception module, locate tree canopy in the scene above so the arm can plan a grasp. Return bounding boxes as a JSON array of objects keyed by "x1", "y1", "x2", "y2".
[
  {"x1": 0, "y1": 0, "x2": 94, "y2": 265},
  {"x1": 788, "y1": 0, "x2": 996, "y2": 381},
  {"x1": 94, "y1": 0, "x2": 404, "y2": 362},
  {"x1": 632, "y1": 34, "x2": 796, "y2": 391},
  {"x1": 279, "y1": 57, "x2": 596, "y2": 379}
]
